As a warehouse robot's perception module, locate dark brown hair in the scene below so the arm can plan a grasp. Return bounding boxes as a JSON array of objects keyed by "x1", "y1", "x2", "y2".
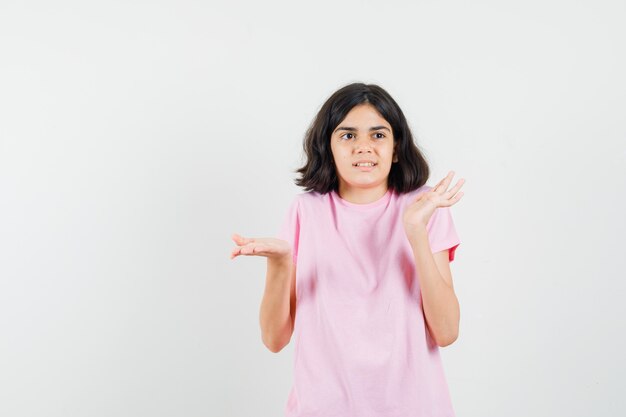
[{"x1": 294, "y1": 82, "x2": 430, "y2": 194}]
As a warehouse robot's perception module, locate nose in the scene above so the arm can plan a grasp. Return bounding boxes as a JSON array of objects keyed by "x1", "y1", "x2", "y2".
[{"x1": 355, "y1": 142, "x2": 373, "y2": 153}]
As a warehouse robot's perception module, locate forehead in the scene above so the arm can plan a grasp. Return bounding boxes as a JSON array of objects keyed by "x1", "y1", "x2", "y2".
[{"x1": 340, "y1": 104, "x2": 390, "y2": 127}]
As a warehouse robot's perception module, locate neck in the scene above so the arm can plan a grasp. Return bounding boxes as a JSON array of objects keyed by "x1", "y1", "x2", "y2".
[{"x1": 336, "y1": 183, "x2": 389, "y2": 204}]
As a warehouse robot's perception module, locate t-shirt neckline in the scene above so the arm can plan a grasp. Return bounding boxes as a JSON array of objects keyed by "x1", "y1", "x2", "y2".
[{"x1": 331, "y1": 188, "x2": 393, "y2": 210}]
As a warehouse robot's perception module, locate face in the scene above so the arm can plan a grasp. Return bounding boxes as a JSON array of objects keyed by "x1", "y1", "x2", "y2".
[{"x1": 330, "y1": 103, "x2": 397, "y2": 195}]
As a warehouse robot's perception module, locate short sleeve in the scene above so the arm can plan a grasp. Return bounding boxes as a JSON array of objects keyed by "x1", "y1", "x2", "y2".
[
  {"x1": 276, "y1": 195, "x2": 301, "y2": 265},
  {"x1": 426, "y1": 206, "x2": 461, "y2": 262}
]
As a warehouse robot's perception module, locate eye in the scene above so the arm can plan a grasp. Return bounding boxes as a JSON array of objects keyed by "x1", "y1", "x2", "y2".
[
  {"x1": 374, "y1": 132, "x2": 386, "y2": 139},
  {"x1": 340, "y1": 133, "x2": 354, "y2": 140}
]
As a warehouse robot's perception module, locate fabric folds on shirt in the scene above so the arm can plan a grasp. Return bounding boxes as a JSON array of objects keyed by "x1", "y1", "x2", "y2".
[{"x1": 276, "y1": 185, "x2": 461, "y2": 417}]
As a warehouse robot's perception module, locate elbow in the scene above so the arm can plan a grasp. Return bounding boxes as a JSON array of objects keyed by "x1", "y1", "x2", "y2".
[
  {"x1": 264, "y1": 341, "x2": 284, "y2": 353},
  {"x1": 437, "y1": 336, "x2": 457, "y2": 348},
  {"x1": 435, "y1": 330, "x2": 459, "y2": 348},
  {"x1": 260, "y1": 316, "x2": 295, "y2": 353},
  {"x1": 262, "y1": 334, "x2": 290, "y2": 353}
]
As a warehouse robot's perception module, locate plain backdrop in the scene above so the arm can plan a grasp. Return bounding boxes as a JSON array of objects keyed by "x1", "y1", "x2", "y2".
[{"x1": 1, "y1": 1, "x2": 625, "y2": 416}]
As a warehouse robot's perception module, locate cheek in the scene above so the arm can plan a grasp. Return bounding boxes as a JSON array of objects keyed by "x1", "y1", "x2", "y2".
[{"x1": 333, "y1": 150, "x2": 350, "y2": 162}]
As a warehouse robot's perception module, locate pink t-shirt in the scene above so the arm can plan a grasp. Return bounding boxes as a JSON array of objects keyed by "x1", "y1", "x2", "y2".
[{"x1": 276, "y1": 185, "x2": 461, "y2": 417}]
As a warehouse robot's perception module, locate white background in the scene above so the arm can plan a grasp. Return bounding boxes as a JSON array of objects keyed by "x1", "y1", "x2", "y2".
[{"x1": 1, "y1": 1, "x2": 625, "y2": 416}]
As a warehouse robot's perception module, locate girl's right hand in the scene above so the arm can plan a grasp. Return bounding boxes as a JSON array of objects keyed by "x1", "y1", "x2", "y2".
[{"x1": 230, "y1": 233, "x2": 292, "y2": 262}]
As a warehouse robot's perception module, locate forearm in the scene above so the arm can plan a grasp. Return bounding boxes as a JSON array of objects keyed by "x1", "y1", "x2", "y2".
[
  {"x1": 259, "y1": 255, "x2": 293, "y2": 352},
  {"x1": 408, "y1": 228, "x2": 459, "y2": 347}
]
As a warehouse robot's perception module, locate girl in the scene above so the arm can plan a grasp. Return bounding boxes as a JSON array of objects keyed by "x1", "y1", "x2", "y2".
[{"x1": 230, "y1": 82, "x2": 465, "y2": 417}]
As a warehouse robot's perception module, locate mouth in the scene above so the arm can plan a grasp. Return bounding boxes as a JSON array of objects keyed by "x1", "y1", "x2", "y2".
[{"x1": 353, "y1": 162, "x2": 377, "y2": 171}]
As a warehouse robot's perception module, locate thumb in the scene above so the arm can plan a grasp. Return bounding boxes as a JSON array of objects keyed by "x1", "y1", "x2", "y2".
[{"x1": 232, "y1": 233, "x2": 251, "y2": 243}]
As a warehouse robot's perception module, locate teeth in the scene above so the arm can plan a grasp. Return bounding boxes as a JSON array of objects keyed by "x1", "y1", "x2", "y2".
[{"x1": 355, "y1": 162, "x2": 375, "y2": 167}]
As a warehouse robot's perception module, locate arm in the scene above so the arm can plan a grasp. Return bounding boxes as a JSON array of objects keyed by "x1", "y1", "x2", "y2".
[
  {"x1": 259, "y1": 254, "x2": 296, "y2": 353},
  {"x1": 408, "y1": 228, "x2": 459, "y2": 347}
]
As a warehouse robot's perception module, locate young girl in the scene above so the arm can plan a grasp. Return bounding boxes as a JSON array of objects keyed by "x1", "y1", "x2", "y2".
[{"x1": 230, "y1": 82, "x2": 465, "y2": 417}]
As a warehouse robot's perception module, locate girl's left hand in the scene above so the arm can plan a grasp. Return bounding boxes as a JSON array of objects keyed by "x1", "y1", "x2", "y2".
[{"x1": 403, "y1": 171, "x2": 465, "y2": 232}]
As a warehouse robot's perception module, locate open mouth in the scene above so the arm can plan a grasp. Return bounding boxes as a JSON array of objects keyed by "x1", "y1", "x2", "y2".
[{"x1": 353, "y1": 163, "x2": 377, "y2": 167}]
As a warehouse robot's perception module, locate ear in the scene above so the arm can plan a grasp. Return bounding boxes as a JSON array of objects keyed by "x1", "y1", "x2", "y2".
[{"x1": 393, "y1": 145, "x2": 399, "y2": 163}]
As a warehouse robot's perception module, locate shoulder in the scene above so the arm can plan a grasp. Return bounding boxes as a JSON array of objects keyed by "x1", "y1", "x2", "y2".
[
  {"x1": 281, "y1": 191, "x2": 320, "y2": 217},
  {"x1": 285, "y1": 190, "x2": 316, "y2": 204},
  {"x1": 296, "y1": 190, "x2": 327, "y2": 207}
]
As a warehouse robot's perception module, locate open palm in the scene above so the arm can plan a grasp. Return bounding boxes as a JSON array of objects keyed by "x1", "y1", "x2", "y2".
[
  {"x1": 403, "y1": 171, "x2": 465, "y2": 231},
  {"x1": 230, "y1": 233, "x2": 292, "y2": 261}
]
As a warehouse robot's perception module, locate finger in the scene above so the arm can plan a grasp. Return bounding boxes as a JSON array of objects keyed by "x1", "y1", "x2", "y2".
[
  {"x1": 232, "y1": 233, "x2": 245, "y2": 242},
  {"x1": 239, "y1": 245, "x2": 253, "y2": 255},
  {"x1": 441, "y1": 171, "x2": 455, "y2": 190},
  {"x1": 254, "y1": 246, "x2": 268, "y2": 253},
  {"x1": 450, "y1": 191, "x2": 464, "y2": 204},
  {"x1": 432, "y1": 171, "x2": 454, "y2": 193},
  {"x1": 241, "y1": 244, "x2": 266, "y2": 256},
  {"x1": 442, "y1": 178, "x2": 465, "y2": 200},
  {"x1": 232, "y1": 233, "x2": 254, "y2": 244},
  {"x1": 440, "y1": 190, "x2": 464, "y2": 207}
]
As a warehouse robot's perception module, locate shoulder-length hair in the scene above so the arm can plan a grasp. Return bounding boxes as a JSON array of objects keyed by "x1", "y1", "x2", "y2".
[{"x1": 294, "y1": 82, "x2": 430, "y2": 194}]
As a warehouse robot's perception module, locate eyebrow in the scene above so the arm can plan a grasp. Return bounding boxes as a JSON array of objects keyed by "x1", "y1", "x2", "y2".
[{"x1": 333, "y1": 125, "x2": 391, "y2": 133}]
